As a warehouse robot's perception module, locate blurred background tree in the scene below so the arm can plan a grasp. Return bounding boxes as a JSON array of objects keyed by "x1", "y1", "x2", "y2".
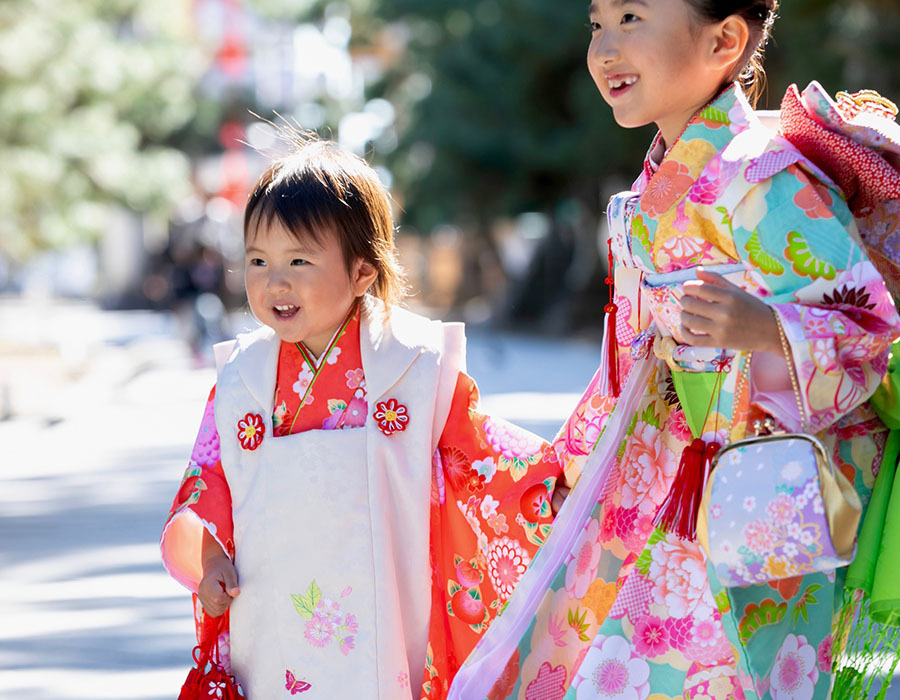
[
  {"x1": 1, "y1": 0, "x2": 897, "y2": 332},
  {"x1": 0, "y1": 0, "x2": 205, "y2": 261}
]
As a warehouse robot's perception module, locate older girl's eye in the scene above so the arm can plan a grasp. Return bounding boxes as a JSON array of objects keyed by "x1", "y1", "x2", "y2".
[
  {"x1": 588, "y1": 20, "x2": 601, "y2": 32},
  {"x1": 249, "y1": 258, "x2": 266, "y2": 267},
  {"x1": 291, "y1": 259, "x2": 308, "y2": 266},
  {"x1": 621, "y1": 12, "x2": 638, "y2": 23}
]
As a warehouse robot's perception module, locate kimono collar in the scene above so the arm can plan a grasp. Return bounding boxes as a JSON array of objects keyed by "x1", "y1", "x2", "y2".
[
  {"x1": 228, "y1": 296, "x2": 443, "y2": 412},
  {"x1": 359, "y1": 296, "x2": 444, "y2": 403},
  {"x1": 635, "y1": 83, "x2": 760, "y2": 195}
]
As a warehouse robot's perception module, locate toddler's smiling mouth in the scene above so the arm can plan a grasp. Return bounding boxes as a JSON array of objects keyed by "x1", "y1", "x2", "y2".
[{"x1": 274, "y1": 304, "x2": 299, "y2": 318}]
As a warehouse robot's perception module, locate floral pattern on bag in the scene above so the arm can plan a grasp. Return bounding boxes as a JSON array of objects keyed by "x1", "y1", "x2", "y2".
[{"x1": 704, "y1": 438, "x2": 853, "y2": 587}]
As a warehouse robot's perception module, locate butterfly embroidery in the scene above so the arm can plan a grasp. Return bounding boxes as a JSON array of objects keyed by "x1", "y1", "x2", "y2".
[{"x1": 285, "y1": 669, "x2": 311, "y2": 694}]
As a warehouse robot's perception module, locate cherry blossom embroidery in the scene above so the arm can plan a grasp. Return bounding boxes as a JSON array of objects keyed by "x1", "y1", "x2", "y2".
[
  {"x1": 237, "y1": 413, "x2": 265, "y2": 451},
  {"x1": 291, "y1": 579, "x2": 357, "y2": 655},
  {"x1": 374, "y1": 398, "x2": 409, "y2": 436}
]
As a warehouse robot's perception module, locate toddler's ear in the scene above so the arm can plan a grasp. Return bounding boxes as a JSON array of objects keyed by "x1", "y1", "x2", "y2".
[{"x1": 351, "y1": 259, "x2": 378, "y2": 296}]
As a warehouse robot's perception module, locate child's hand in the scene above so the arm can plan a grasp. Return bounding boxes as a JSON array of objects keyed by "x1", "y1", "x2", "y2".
[
  {"x1": 198, "y1": 529, "x2": 240, "y2": 617},
  {"x1": 198, "y1": 555, "x2": 241, "y2": 617},
  {"x1": 551, "y1": 476, "x2": 571, "y2": 516},
  {"x1": 680, "y1": 268, "x2": 781, "y2": 354}
]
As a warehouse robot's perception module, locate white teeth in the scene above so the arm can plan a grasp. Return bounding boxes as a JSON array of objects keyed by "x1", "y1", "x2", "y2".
[
  {"x1": 274, "y1": 304, "x2": 296, "y2": 311},
  {"x1": 610, "y1": 76, "x2": 637, "y2": 89}
]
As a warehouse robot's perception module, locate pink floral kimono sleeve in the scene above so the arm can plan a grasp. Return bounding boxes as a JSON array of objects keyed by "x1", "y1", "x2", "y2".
[
  {"x1": 161, "y1": 386, "x2": 234, "y2": 593},
  {"x1": 731, "y1": 165, "x2": 900, "y2": 434}
]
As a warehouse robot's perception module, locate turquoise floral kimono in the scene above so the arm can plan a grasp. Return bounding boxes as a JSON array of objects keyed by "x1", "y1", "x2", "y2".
[{"x1": 449, "y1": 85, "x2": 900, "y2": 700}]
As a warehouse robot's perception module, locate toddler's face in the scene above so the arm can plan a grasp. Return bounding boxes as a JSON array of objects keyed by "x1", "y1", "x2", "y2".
[{"x1": 244, "y1": 219, "x2": 369, "y2": 356}]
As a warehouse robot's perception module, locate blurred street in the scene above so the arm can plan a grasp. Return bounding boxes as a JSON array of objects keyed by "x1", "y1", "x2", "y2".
[{"x1": 0, "y1": 297, "x2": 603, "y2": 700}]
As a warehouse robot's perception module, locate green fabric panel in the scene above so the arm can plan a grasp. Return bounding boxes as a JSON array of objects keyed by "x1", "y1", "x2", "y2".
[
  {"x1": 870, "y1": 431, "x2": 900, "y2": 625},
  {"x1": 870, "y1": 342, "x2": 900, "y2": 430},
  {"x1": 846, "y1": 430, "x2": 899, "y2": 594},
  {"x1": 670, "y1": 369, "x2": 722, "y2": 439}
]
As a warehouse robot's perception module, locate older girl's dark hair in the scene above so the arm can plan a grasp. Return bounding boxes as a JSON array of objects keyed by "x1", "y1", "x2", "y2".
[
  {"x1": 687, "y1": 0, "x2": 779, "y2": 106},
  {"x1": 244, "y1": 139, "x2": 407, "y2": 307}
]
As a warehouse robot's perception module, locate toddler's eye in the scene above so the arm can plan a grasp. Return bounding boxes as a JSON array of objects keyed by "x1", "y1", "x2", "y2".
[
  {"x1": 588, "y1": 20, "x2": 601, "y2": 32},
  {"x1": 291, "y1": 258, "x2": 308, "y2": 266},
  {"x1": 621, "y1": 12, "x2": 638, "y2": 23},
  {"x1": 249, "y1": 258, "x2": 266, "y2": 267}
]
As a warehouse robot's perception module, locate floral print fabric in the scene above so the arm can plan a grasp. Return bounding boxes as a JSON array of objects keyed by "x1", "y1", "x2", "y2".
[
  {"x1": 162, "y1": 310, "x2": 562, "y2": 699},
  {"x1": 494, "y1": 85, "x2": 900, "y2": 700}
]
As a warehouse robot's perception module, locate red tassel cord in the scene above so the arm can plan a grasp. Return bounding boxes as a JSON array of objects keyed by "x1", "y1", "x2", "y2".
[
  {"x1": 599, "y1": 238, "x2": 621, "y2": 397},
  {"x1": 654, "y1": 354, "x2": 729, "y2": 540},
  {"x1": 654, "y1": 438, "x2": 721, "y2": 540}
]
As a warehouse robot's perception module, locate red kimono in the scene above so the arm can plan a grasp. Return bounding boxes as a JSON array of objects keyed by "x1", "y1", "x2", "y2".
[{"x1": 162, "y1": 309, "x2": 562, "y2": 698}]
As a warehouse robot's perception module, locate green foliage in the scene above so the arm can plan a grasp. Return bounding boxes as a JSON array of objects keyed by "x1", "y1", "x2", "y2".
[
  {"x1": 362, "y1": 0, "x2": 899, "y2": 238},
  {"x1": 368, "y1": 0, "x2": 651, "y2": 233},
  {"x1": 0, "y1": 0, "x2": 205, "y2": 260}
]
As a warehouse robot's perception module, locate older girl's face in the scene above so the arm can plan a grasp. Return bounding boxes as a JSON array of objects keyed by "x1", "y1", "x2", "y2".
[{"x1": 587, "y1": 0, "x2": 732, "y2": 148}]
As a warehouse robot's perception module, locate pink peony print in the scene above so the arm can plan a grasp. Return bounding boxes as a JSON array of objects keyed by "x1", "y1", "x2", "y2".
[
  {"x1": 486, "y1": 536, "x2": 532, "y2": 602},
  {"x1": 770, "y1": 634, "x2": 818, "y2": 700},
  {"x1": 816, "y1": 635, "x2": 832, "y2": 673},
  {"x1": 565, "y1": 519, "x2": 603, "y2": 598},
  {"x1": 633, "y1": 616, "x2": 669, "y2": 658},
  {"x1": 744, "y1": 519, "x2": 778, "y2": 555},
  {"x1": 573, "y1": 634, "x2": 651, "y2": 700},
  {"x1": 648, "y1": 533, "x2": 714, "y2": 619},
  {"x1": 525, "y1": 662, "x2": 567, "y2": 700},
  {"x1": 618, "y1": 423, "x2": 678, "y2": 514}
]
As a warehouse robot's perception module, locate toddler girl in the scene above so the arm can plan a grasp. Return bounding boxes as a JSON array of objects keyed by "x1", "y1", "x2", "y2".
[{"x1": 161, "y1": 138, "x2": 562, "y2": 699}]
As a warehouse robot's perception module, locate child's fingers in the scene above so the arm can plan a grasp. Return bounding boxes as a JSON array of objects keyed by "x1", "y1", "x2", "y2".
[
  {"x1": 221, "y1": 568, "x2": 241, "y2": 599},
  {"x1": 680, "y1": 323, "x2": 717, "y2": 347},
  {"x1": 695, "y1": 268, "x2": 743, "y2": 289},
  {"x1": 680, "y1": 294, "x2": 725, "y2": 321},
  {"x1": 680, "y1": 310, "x2": 716, "y2": 335},
  {"x1": 682, "y1": 279, "x2": 734, "y2": 304},
  {"x1": 551, "y1": 485, "x2": 570, "y2": 516}
]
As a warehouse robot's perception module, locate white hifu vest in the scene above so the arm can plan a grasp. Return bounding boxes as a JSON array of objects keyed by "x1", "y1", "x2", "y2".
[{"x1": 214, "y1": 304, "x2": 465, "y2": 699}]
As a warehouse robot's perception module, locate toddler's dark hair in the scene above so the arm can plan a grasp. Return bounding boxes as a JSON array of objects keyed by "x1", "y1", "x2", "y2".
[
  {"x1": 687, "y1": 0, "x2": 779, "y2": 106},
  {"x1": 244, "y1": 138, "x2": 407, "y2": 307}
]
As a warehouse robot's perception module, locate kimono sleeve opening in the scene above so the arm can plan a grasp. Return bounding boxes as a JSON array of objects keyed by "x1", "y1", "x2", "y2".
[{"x1": 160, "y1": 385, "x2": 235, "y2": 592}]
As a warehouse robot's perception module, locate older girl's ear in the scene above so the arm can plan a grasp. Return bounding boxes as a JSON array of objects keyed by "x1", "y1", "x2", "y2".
[{"x1": 707, "y1": 15, "x2": 750, "y2": 75}]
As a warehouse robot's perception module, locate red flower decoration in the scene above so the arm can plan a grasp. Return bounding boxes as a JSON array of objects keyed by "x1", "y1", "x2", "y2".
[
  {"x1": 237, "y1": 413, "x2": 265, "y2": 450},
  {"x1": 373, "y1": 398, "x2": 409, "y2": 436}
]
